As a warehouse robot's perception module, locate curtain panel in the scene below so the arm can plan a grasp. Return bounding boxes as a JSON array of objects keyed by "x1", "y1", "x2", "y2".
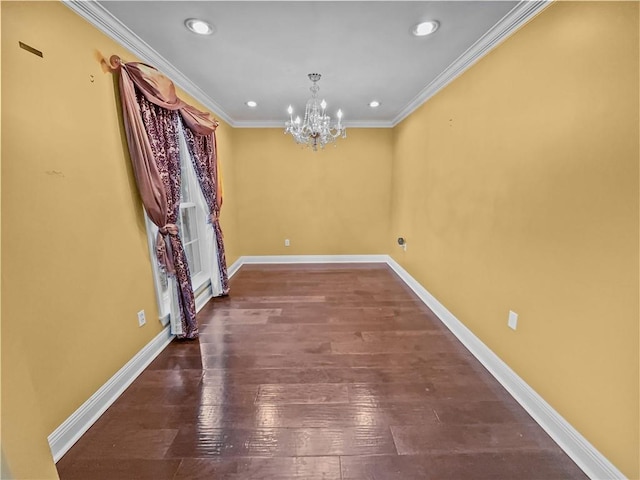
[{"x1": 110, "y1": 55, "x2": 227, "y2": 339}]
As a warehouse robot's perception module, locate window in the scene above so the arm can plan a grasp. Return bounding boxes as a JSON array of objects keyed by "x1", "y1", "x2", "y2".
[{"x1": 179, "y1": 146, "x2": 208, "y2": 289}]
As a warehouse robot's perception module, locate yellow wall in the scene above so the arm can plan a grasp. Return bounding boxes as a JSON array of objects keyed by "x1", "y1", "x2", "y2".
[
  {"x1": 1, "y1": 0, "x2": 638, "y2": 479},
  {"x1": 2, "y1": 320, "x2": 60, "y2": 479},
  {"x1": 0, "y1": 2, "x2": 237, "y2": 477},
  {"x1": 389, "y1": 2, "x2": 639, "y2": 477},
  {"x1": 233, "y1": 128, "x2": 393, "y2": 256}
]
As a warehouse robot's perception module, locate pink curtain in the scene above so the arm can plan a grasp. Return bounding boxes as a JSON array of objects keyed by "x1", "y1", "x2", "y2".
[
  {"x1": 111, "y1": 55, "x2": 224, "y2": 339},
  {"x1": 182, "y1": 127, "x2": 230, "y2": 294}
]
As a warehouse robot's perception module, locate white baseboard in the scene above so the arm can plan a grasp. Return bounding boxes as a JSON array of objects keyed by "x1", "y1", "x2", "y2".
[
  {"x1": 227, "y1": 257, "x2": 243, "y2": 278},
  {"x1": 384, "y1": 257, "x2": 625, "y2": 480},
  {"x1": 237, "y1": 254, "x2": 389, "y2": 265},
  {"x1": 49, "y1": 275, "x2": 225, "y2": 462},
  {"x1": 195, "y1": 283, "x2": 213, "y2": 312},
  {"x1": 48, "y1": 326, "x2": 174, "y2": 462}
]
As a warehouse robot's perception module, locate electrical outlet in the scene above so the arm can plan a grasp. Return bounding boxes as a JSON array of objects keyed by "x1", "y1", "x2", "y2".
[
  {"x1": 137, "y1": 310, "x2": 146, "y2": 327},
  {"x1": 508, "y1": 310, "x2": 518, "y2": 330},
  {"x1": 284, "y1": 239, "x2": 290, "y2": 247}
]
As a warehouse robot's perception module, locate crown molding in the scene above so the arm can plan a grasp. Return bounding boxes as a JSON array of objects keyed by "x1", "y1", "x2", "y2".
[
  {"x1": 62, "y1": 0, "x2": 236, "y2": 127},
  {"x1": 64, "y1": 0, "x2": 550, "y2": 130},
  {"x1": 391, "y1": 0, "x2": 552, "y2": 127},
  {"x1": 232, "y1": 120, "x2": 394, "y2": 129}
]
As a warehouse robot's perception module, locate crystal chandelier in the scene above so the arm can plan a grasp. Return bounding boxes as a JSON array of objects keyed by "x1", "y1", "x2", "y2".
[{"x1": 285, "y1": 73, "x2": 346, "y2": 151}]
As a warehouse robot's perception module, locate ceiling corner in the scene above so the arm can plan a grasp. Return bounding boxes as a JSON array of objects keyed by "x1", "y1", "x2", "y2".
[
  {"x1": 62, "y1": 0, "x2": 237, "y2": 127},
  {"x1": 391, "y1": 0, "x2": 552, "y2": 127}
]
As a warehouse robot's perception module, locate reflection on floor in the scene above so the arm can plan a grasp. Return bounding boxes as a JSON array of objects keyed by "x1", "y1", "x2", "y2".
[{"x1": 57, "y1": 264, "x2": 587, "y2": 479}]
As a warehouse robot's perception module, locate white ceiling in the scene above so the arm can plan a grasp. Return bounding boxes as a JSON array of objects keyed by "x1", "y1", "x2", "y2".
[{"x1": 76, "y1": 1, "x2": 548, "y2": 127}]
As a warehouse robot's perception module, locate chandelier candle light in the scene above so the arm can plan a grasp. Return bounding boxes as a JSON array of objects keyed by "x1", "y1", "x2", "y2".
[{"x1": 285, "y1": 73, "x2": 346, "y2": 151}]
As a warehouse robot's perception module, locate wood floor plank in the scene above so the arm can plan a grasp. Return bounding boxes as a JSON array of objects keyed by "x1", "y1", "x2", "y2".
[
  {"x1": 100, "y1": 402, "x2": 436, "y2": 429},
  {"x1": 203, "y1": 353, "x2": 355, "y2": 369},
  {"x1": 63, "y1": 427, "x2": 179, "y2": 459},
  {"x1": 341, "y1": 451, "x2": 588, "y2": 480},
  {"x1": 197, "y1": 330, "x2": 364, "y2": 344},
  {"x1": 164, "y1": 426, "x2": 397, "y2": 458},
  {"x1": 203, "y1": 319, "x2": 435, "y2": 335},
  {"x1": 57, "y1": 264, "x2": 586, "y2": 480},
  {"x1": 390, "y1": 424, "x2": 559, "y2": 455},
  {"x1": 199, "y1": 341, "x2": 333, "y2": 356},
  {"x1": 431, "y1": 399, "x2": 538, "y2": 425},
  {"x1": 173, "y1": 457, "x2": 342, "y2": 480},
  {"x1": 116, "y1": 383, "x2": 259, "y2": 406},
  {"x1": 256, "y1": 383, "x2": 350, "y2": 404},
  {"x1": 348, "y1": 382, "x2": 435, "y2": 404},
  {"x1": 330, "y1": 337, "x2": 461, "y2": 354},
  {"x1": 54, "y1": 459, "x2": 181, "y2": 480}
]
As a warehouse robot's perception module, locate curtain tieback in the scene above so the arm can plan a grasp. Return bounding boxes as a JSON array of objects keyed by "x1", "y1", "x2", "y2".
[
  {"x1": 156, "y1": 225, "x2": 178, "y2": 275},
  {"x1": 159, "y1": 223, "x2": 179, "y2": 235},
  {"x1": 209, "y1": 213, "x2": 224, "y2": 239}
]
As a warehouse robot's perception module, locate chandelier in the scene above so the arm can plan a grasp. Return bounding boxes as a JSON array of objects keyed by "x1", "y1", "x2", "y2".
[{"x1": 284, "y1": 73, "x2": 346, "y2": 151}]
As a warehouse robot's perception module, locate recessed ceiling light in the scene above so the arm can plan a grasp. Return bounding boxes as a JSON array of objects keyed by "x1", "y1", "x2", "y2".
[
  {"x1": 412, "y1": 21, "x2": 439, "y2": 37},
  {"x1": 246, "y1": 100, "x2": 257, "y2": 108},
  {"x1": 369, "y1": 100, "x2": 381, "y2": 108},
  {"x1": 184, "y1": 18, "x2": 214, "y2": 35}
]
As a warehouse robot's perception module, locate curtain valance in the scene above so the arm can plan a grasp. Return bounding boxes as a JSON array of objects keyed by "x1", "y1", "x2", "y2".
[{"x1": 109, "y1": 55, "x2": 219, "y2": 135}]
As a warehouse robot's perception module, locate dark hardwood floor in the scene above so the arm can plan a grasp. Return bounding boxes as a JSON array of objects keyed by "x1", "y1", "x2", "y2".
[{"x1": 57, "y1": 264, "x2": 587, "y2": 479}]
